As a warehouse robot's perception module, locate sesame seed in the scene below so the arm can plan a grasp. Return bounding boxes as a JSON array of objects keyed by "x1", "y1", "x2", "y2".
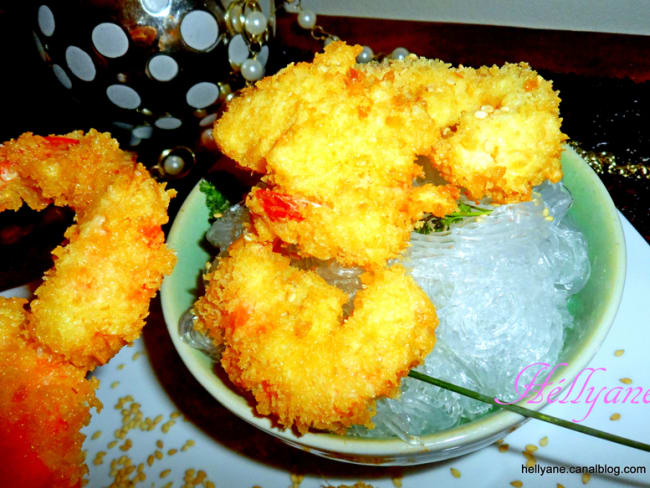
[
  {"x1": 582, "y1": 473, "x2": 591, "y2": 484},
  {"x1": 161, "y1": 420, "x2": 176, "y2": 433},
  {"x1": 290, "y1": 473, "x2": 304, "y2": 488},
  {"x1": 119, "y1": 439, "x2": 132, "y2": 451},
  {"x1": 474, "y1": 110, "x2": 488, "y2": 119},
  {"x1": 168, "y1": 448, "x2": 178, "y2": 456},
  {"x1": 110, "y1": 381, "x2": 120, "y2": 389},
  {"x1": 181, "y1": 439, "x2": 195, "y2": 451},
  {"x1": 91, "y1": 430, "x2": 102, "y2": 440},
  {"x1": 117, "y1": 363, "x2": 125, "y2": 370},
  {"x1": 620, "y1": 377, "x2": 633, "y2": 385},
  {"x1": 196, "y1": 470, "x2": 207, "y2": 482},
  {"x1": 539, "y1": 436, "x2": 549, "y2": 447},
  {"x1": 450, "y1": 467, "x2": 461, "y2": 478},
  {"x1": 132, "y1": 351, "x2": 142, "y2": 361},
  {"x1": 525, "y1": 444, "x2": 538, "y2": 453},
  {"x1": 154, "y1": 449, "x2": 163, "y2": 460},
  {"x1": 498, "y1": 443, "x2": 510, "y2": 453},
  {"x1": 160, "y1": 469, "x2": 171, "y2": 478},
  {"x1": 147, "y1": 455, "x2": 154, "y2": 467},
  {"x1": 610, "y1": 413, "x2": 621, "y2": 421},
  {"x1": 107, "y1": 440, "x2": 118, "y2": 449},
  {"x1": 170, "y1": 411, "x2": 182, "y2": 419},
  {"x1": 510, "y1": 481, "x2": 523, "y2": 488},
  {"x1": 614, "y1": 349, "x2": 625, "y2": 357},
  {"x1": 480, "y1": 104, "x2": 494, "y2": 113},
  {"x1": 522, "y1": 451, "x2": 537, "y2": 467},
  {"x1": 93, "y1": 451, "x2": 106, "y2": 466},
  {"x1": 156, "y1": 439, "x2": 164, "y2": 449},
  {"x1": 557, "y1": 484, "x2": 565, "y2": 488},
  {"x1": 545, "y1": 215, "x2": 554, "y2": 222}
]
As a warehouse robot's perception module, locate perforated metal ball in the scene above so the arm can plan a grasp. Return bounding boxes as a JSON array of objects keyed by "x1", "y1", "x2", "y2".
[{"x1": 32, "y1": 0, "x2": 275, "y2": 176}]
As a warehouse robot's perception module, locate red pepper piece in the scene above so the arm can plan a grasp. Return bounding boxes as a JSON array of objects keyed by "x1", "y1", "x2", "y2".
[{"x1": 255, "y1": 188, "x2": 305, "y2": 222}]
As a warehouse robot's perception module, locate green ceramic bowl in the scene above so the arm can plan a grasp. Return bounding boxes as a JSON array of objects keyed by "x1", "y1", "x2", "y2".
[{"x1": 161, "y1": 146, "x2": 626, "y2": 466}]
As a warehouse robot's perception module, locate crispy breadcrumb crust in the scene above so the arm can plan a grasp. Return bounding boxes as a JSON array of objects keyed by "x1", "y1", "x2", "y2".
[
  {"x1": 0, "y1": 297, "x2": 100, "y2": 488},
  {"x1": 215, "y1": 42, "x2": 459, "y2": 267},
  {"x1": 0, "y1": 130, "x2": 176, "y2": 369},
  {"x1": 214, "y1": 42, "x2": 564, "y2": 267},
  {"x1": 194, "y1": 238, "x2": 438, "y2": 434},
  {"x1": 357, "y1": 53, "x2": 565, "y2": 202}
]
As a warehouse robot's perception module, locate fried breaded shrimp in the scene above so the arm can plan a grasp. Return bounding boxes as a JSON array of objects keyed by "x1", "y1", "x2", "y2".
[
  {"x1": 194, "y1": 238, "x2": 438, "y2": 434},
  {"x1": 214, "y1": 42, "x2": 564, "y2": 266},
  {"x1": 0, "y1": 130, "x2": 176, "y2": 369},
  {"x1": 0, "y1": 297, "x2": 100, "y2": 488},
  {"x1": 215, "y1": 42, "x2": 459, "y2": 267},
  {"x1": 364, "y1": 59, "x2": 565, "y2": 203}
]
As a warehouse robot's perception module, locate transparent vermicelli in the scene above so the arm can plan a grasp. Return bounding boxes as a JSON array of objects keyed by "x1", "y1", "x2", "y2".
[
  {"x1": 352, "y1": 181, "x2": 590, "y2": 440},
  {"x1": 185, "y1": 181, "x2": 590, "y2": 441}
]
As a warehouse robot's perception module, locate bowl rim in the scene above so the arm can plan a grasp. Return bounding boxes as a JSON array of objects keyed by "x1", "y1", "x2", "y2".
[{"x1": 161, "y1": 144, "x2": 626, "y2": 458}]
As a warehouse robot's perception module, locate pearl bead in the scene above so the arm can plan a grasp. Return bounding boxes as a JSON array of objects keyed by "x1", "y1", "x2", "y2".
[
  {"x1": 228, "y1": 4, "x2": 243, "y2": 33},
  {"x1": 356, "y1": 46, "x2": 374, "y2": 64},
  {"x1": 391, "y1": 47, "x2": 409, "y2": 60},
  {"x1": 163, "y1": 154, "x2": 184, "y2": 175},
  {"x1": 200, "y1": 128, "x2": 217, "y2": 151},
  {"x1": 241, "y1": 58, "x2": 263, "y2": 81},
  {"x1": 297, "y1": 9, "x2": 316, "y2": 29},
  {"x1": 245, "y1": 11, "x2": 267, "y2": 36},
  {"x1": 324, "y1": 35, "x2": 340, "y2": 47}
]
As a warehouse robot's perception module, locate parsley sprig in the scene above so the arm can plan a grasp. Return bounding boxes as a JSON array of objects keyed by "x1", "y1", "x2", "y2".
[
  {"x1": 416, "y1": 201, "x2": 493, "y2": 234},
  {"x1": 199, "y1": 180, "x2": 230, "y2": 220}
]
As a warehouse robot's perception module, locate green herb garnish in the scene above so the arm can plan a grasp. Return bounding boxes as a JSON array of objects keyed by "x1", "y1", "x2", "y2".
[
  {"x1": 199, "y1": 180, "x2": 230, "y2": 220},
  {"x1": 416, "y1": 201, "x2": 492, "y2": 234}
]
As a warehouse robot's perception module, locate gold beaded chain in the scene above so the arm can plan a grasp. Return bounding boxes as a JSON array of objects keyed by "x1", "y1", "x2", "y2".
[{"x1": 568, "y1": 141, "x2": 650, "y2": 180}]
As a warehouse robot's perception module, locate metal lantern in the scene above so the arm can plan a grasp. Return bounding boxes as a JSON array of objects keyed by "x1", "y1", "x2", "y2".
[{"x1": 31, "y1": 0, "x2": 275, "y2": 178}]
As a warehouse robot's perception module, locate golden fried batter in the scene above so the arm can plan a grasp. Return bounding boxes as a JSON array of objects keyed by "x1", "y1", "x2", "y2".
[
  {"x1": 0, "y1": 130, "x2": 176, "y2": 369},
  {"x1": 215, "y1": 42, "x2": 459, "y2": 267},
  {"x1": 214, "y1": 42, "x2": 564, "y2": 267},
  {"x1": 366, "y1": 59, "x2": 565, "y2": 202},
  {"x1": 0, "y1": 297, "x2": 100, "y2": 488},
  {"x1": 194, "y1": 238, "x2": 438, "y2": 434}
]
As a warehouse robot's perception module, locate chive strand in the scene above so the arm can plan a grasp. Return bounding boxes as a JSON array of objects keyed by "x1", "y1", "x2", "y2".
[{"x1": 408, "y1": 370, "x2": 650, "y2": 453}]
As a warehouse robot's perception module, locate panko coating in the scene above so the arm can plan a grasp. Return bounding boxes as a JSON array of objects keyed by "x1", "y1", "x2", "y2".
[
  {"x1": 0, "y1": 130, "x2": 176, "y2": 485},
  {"x1": 355, "y1": 50, "x2": 565, "y2": 202},
  {"x1": 194, "y1": 238, "x2": 438, "y2": 434},
  {"x1": 215, "y1": 42, "x2": 459, "y2": 268},
  {"x1": 214, "y1": 42, "x2": 564, "y2": 267},
  {"x1": 0, "y1": 130, "x2": 176, "y2": 369},
  {"x1": 0, "y1": 297, "x2": 100, "y2": 488}
]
